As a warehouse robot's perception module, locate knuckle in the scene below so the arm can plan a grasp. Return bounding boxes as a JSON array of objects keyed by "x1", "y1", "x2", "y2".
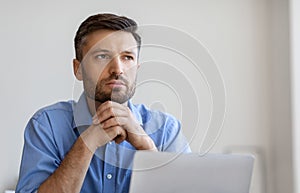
[
  {"x1": 115, "y1": 117, "x2": 120, "y2": 124},
  {"x1": 107, "y1": 101, "x2": 113, "y2": 108},
  {"x1": 113, "y1": 127, "x2": 120, "y2": 136},
  {"x1": 108, "y1": 108, "x2": 114, "y2": 115}
]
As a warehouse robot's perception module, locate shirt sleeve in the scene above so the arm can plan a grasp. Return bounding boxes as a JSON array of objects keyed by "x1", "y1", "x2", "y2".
[
  {"x1": 16, "y1": 114, "x2": 61, "y2": 193},
  {"x1": 161, "y1": 115, "x2": 192, "y2": 153}
]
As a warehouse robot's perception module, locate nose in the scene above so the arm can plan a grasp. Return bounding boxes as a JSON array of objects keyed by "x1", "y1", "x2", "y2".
[{"x1": 108, "y1": 56, "x2": 124, "y2": 75}]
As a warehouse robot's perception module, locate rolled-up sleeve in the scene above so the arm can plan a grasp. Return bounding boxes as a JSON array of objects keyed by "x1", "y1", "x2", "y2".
[{"x1": 161, "y1": 115, "x2": 191, "y2": 153}]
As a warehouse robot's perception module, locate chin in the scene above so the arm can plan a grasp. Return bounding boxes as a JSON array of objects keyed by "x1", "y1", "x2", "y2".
[{"x1": 110, "y1": 97, "x2": 129, "y2": 104}]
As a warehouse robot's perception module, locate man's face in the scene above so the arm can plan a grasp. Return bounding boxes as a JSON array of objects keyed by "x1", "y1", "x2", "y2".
[{"x1": 74, "y1": 30, "x2": 140, "y2": 104}]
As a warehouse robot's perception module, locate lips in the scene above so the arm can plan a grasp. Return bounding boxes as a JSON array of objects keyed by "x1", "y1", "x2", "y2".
[
  {"x1": 105, "y1": 80, "x2": 126, "y2": 87},
  {"x1": 106, "y1": 80, "x2": 125, "y2": 85}
]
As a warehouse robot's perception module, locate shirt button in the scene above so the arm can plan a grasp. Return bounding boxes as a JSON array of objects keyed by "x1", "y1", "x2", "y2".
[{"x1": 106, "y1": 173, "x2": 112, "y2": 180}]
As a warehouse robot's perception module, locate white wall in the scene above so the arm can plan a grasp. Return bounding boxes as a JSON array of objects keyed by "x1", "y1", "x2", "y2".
[
  {"x1": 290, "y1": 0, "x2": 300, "y2": 192},
  {"x1": 0, "y1": 1, "x2": 294, "y2": 192}
]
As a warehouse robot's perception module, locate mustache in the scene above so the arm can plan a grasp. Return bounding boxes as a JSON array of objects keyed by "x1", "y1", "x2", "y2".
[{"x1": 102, "y1": 74, "x2": 129, "y2": 85}]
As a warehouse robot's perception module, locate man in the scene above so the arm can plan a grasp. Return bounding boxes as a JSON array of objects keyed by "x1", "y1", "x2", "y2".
[{"x1": 16, "y1": 13, "x2": 190, "y2": 193}]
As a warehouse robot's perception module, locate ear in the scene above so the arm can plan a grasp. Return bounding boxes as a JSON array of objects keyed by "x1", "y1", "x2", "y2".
[
  {"x1": 137, "y1": 62, "x2": 141, "y2": 69},
  {"x1": 73, "y1": 59, "x2": 83, "y2": 81}
]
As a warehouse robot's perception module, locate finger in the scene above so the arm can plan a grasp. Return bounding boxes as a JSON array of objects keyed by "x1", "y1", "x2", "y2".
[
  {"x1": 96, "y1": 101, "x2": 115, "y2": 114},
  {"x1": 126, "y1": 124, "x2": 148, "y2": 136},
  {"x1": 94, "y1": 125, "x2": 113, "y2": 144},
  {"x1": 97, "y1": 101, "x2": 126, "y2": 119},
  {"x1": 113, "y1": 127, "x2": 127, "y2": 144},
  {"x1": 97, "y1": 106, "x2": 128, "y2": 123},
  {"x1": 101, "y1": 116, "x2": 128, "y2": 129},
  {"x1": 92, "y1": 114, "x2": 101, "y2": 125},
  {"x1": 105, "y1": 125, "x2": 127, "y2": 143},
  {"x1": 98, "y1": 101, "x2": 123, "y2": 112}
]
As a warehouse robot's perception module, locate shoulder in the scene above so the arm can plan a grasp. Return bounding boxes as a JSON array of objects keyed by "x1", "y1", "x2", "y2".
[
  {"x1": 30, "y1": 100, "x2": 74, "y2": 125},
  {"x1": 132, "y1": 103, "x2": 180, "y2": 128},
  {"x1": 23, "y1": 100, "x2": 76, "y2": 142}
]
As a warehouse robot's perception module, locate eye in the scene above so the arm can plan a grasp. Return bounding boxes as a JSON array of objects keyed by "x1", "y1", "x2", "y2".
[
  {"x1": 96, "y1": 54, "x2": 110, "y2": 60},
  {"x1": 124, "y1": 55, "x2": 134, "y2": 61}
]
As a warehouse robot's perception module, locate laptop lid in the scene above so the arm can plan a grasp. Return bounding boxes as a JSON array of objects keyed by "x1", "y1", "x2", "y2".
[{"x1": 129, "y1": 151, "x2": 254, "y2": 193}]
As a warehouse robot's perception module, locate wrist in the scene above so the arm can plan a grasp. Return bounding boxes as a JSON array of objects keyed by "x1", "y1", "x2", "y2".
[
  {"x1": 80, "y1": 126, "x2": 100, "y2": 154},
  {"x1": 135, "y1": 136, "x2": 157, "y2": 151}
]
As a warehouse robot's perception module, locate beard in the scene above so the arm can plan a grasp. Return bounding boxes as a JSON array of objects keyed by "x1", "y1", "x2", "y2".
[{"x1": 83, "y1": 73, "x2": 136, "y2": 104}]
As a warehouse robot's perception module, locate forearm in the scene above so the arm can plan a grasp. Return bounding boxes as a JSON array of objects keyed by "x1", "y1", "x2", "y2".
[{"x1": 38, "y1": 137, "x2": 93, "y2": 193}]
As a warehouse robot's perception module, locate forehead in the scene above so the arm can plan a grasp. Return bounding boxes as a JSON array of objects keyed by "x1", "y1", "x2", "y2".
[{"x1": 82, "y1": 30, "x2": 138, "y2": 55}]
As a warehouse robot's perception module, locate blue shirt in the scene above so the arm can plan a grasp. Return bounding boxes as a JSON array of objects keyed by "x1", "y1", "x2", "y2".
[{"x1": 16, "y1": 94, "x2": 191, "y2": 193}]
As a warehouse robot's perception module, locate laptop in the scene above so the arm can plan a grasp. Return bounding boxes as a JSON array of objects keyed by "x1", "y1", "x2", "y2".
[{"x1": 129, "y1": 151, "x2": 254, "y2": 193}]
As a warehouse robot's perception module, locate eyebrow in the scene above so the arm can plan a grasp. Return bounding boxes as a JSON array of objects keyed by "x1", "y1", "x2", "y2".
[
  {"x1": 90, "y1": 48, "x2": 137, "y2": 56},
  {"x1": 90, "y1": 48, "x2": 111, "y2": 54},
  {"x1": 122, "y1": 50, "x2": 137, "y2": 56}
]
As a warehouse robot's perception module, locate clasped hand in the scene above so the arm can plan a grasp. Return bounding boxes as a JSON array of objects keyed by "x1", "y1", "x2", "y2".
[{"x1": 81, "y1": 101, "x2": 157, "y2": 153}]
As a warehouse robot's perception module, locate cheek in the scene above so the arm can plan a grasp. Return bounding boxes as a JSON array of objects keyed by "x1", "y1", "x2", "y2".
[
  {"x1": 124, "y1": 72, "x2": 137, "y2": 84},
  {"x1": 83, "y1": 65, "x2": 108, "y2": 82},
  {"x1": 125, "y1": 66, "x2": 138, "y2": 76}
]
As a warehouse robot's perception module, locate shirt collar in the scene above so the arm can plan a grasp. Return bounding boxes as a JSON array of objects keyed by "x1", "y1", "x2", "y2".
[
  {"x1": 73, "y1": 93, "x2": 93, "y2": 128},
  {"x1": 72, "y1": 93, "x2": 143, "y2": 129}
]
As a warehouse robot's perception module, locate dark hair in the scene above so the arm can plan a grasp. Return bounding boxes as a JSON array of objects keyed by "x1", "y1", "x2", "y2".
[{"x1": 74, "y1": 13, "x2": 141, "y2": 61}]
